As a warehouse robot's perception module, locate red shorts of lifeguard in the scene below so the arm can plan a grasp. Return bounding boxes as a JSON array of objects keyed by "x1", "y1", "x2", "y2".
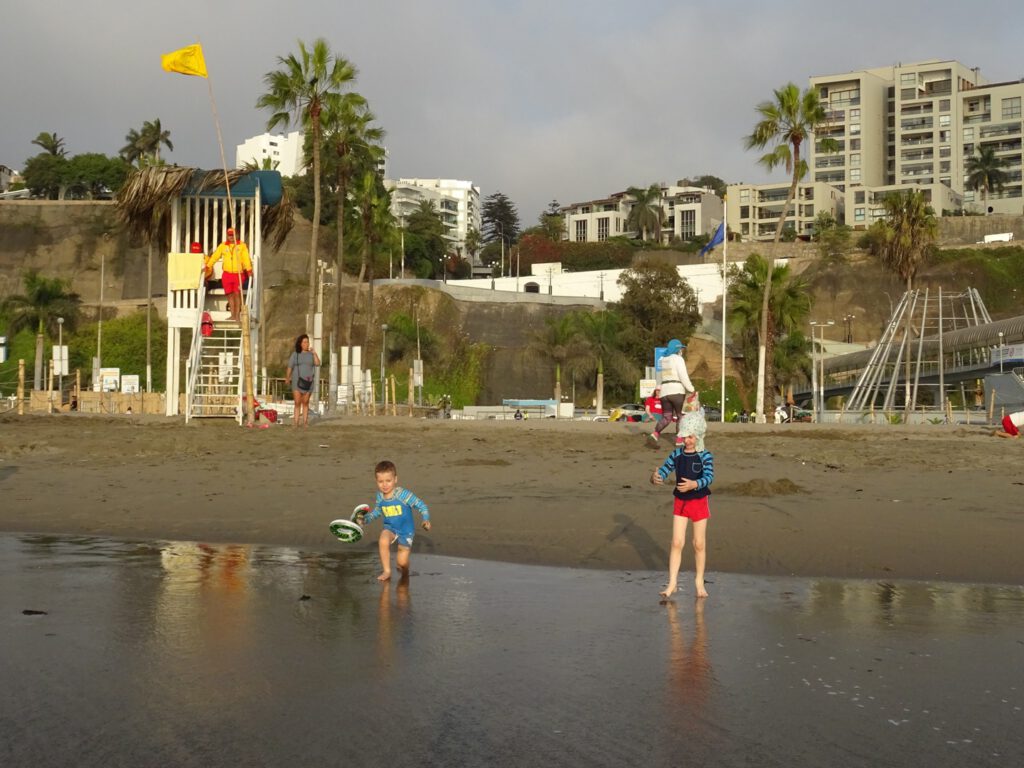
[{"x1": 222, "y1": 271, "x2": 241, "y2": 294}]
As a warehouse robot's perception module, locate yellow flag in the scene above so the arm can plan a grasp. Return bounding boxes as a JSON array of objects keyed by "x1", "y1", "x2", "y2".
[{"x1": 161, "y1": 44, "x2": 208, "y2": 78}]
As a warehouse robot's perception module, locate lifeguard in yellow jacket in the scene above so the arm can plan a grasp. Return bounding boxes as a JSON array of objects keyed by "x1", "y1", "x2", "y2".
[{"x1": 204, "y1": 227, "x2": 252, "y2": 321}]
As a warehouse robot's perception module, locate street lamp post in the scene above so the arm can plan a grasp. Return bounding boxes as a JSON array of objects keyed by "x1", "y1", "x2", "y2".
[
  {"x1": 57, "y1": 317, "x2": 64, "y2": 399},
  {"x1": 810, "y1": 320, "x2": 835, "y2": 419},
  {"x1": 380, "y1": 323, "x2": 389, "y2": 399},
  {"x1": 498, "y1": 222, "x2": 505, "y2": 279},
  {"x1": 998, "y1": 331, "x2": 1005, "y2": 373},
  {"x1": 843, "y1": 314, "x2": 856, "y2": 344}
]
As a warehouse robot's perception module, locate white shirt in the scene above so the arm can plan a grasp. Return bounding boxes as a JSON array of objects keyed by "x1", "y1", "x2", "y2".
[{"x1": 657, "y1": 352, "x2": 694, "y2": 396}]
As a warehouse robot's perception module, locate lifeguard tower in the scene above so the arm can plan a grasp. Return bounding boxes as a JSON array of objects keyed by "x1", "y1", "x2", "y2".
[{"x1": 162, "y1": 170, "x2": 284, "y2": 422}]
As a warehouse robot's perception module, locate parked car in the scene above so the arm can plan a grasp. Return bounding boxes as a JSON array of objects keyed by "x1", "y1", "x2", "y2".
[{"x1": 609, "y1": 403, "x2": 647, "y2": 422}]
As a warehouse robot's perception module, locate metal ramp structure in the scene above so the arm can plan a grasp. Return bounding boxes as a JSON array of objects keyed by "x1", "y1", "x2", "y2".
[
  {"x1": 844, "y1": 287, "x2": 992, "y2": 411},
  {"x1": 164, "y1": 171, "x2": 281, "y2": 421}
]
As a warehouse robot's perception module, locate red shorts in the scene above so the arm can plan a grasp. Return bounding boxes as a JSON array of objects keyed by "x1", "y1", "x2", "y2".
[
  {"x1": 1003, "y1": 414, "x2": 1020, "y2": 436},
  {"x1": 673, "y1": 496, "x2": 710, "y2": 521},
  {"x1": 221, "y1": 271, "x2": 241, "y2": 294}
]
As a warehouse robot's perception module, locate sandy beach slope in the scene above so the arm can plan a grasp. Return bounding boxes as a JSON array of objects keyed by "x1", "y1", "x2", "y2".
[{"x1": 1, "y1": 414, "x2": 1021, "y2": 585}]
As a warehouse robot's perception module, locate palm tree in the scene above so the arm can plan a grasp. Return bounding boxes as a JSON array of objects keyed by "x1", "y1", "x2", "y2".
[
  {"x1": 744, "y1": 82, "x2": 837, "y2": 421},
  {"x1": 965, "y1": 145, "x2": 1009, "y2": 214},
  {"x1": 320, "y1": 92, "x2": 385, "y2": 344},
  {"x1": 1, "y1": 270, "x2": 81, "y2": 390},
  {"x1": 728, "y1": 255, "x2": 811, "y2": 402},
  {"x1": 350, "y1": 170, "x2": 394, "y2": 346},
  {"x1": 528, "y1": 315, "x2": 584, "y2": 407},
  {"x1": 875, "y1": 189, "x2": 938, "y2": 411},
  {"x1": 31, "y1": 131, "x2": 66, "y2": 157},
  {"x1": 625, "y1": 183, "x2": 664, "y2": 242},
  {"x1": 120, "y1": 120, "x2": 173, "y2": 166},
  {"x1": 571, "y1": 310, "x2": 637, "y2": 414},
  {"x1": 257, "y1": 39, "x2": 359, "y2": 324}
]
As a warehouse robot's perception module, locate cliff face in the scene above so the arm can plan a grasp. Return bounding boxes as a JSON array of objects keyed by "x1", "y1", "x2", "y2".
[{"x1": 3, "y1": 201, "x2": 1022, "y2": 404}]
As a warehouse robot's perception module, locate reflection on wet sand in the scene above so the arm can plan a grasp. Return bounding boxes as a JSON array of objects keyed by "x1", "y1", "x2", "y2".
[
  {"x1": 376, "y1": 576, "x2": 412, "y2": 675},
  {"x1": 665, "y1": 598, "x2": 713, "y2": 722}
]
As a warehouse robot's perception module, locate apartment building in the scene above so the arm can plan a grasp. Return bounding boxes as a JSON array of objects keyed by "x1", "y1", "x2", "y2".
[
  {"x1": 807, "y1": 60, "x2": 1024, "y2": 217},
  {"x1": 845, "y1": 183, "x2": 962, "y2": 228},
  {"x1": 726, "y1": 181, "x2": 844, "y2": 241},
  {"x1": 561, "y1": 184, "x2": 722, "y2": 244},
  {"x1": 235, "y1": 131, "x2": 305, "y2": 177},
  {"x1": 386, "y1": 178, "x2": 482, "y2": 253}
]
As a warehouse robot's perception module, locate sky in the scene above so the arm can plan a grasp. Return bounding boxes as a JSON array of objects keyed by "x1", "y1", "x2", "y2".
[{"x1": 3, "y1": 0, "x2": 1024, "y2": 223}]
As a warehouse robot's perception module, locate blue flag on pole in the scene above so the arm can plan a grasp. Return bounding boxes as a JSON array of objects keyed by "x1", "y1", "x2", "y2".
[{"x1": 699, "y1": 222, "x2": 725, "y2": 257}]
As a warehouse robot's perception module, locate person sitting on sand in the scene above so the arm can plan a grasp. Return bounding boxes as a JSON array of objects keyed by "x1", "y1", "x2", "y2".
[
  {"x1": 650, "y1": 411, "x2": 713, "y2": 599},
  {"x1": 361, "y1": 460, "x2": 431, "y2": 582},
  {"x1": 995, "y1": 410, "x2": 1024, "y2": 438}
]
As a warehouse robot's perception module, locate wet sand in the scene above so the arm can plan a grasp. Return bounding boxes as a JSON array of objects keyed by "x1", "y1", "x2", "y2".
[
  {"x1": 2, "y1": 535, "x2": 1021, "y2": 768},
  {"x1": 1, "y1": 414, "x2": 1022, "y2": 585}
]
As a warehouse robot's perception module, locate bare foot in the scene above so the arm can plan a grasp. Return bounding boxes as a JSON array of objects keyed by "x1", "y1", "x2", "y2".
[
  {"x1": 659, "y1": 583, "x2": 678, "y2": 598},
  {"x1": 377, "y1": 571, "x2": 391, "y2": 582},
  {"x1": 695, "y1": 579, "x2": 708, "y2": 598}
]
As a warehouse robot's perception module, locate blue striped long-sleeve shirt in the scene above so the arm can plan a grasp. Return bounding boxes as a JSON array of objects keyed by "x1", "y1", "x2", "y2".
[
  {"x1": 656, "y1": 449, "x2": 714, "y2": 500},
  {"x1": 363, "y1": 487, "x2": 430, "y2": 537}
]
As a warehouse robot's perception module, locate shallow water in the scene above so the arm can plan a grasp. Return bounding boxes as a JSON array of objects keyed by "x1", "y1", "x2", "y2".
[{"x1": 1, "y1": 534, "x2": 1021, "y2": 767}]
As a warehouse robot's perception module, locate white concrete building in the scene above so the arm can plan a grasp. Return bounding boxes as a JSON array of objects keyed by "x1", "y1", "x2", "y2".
[
  {"x1": 808, "y1": 59, "x2": 1024, "y2": 216},
  {"x1": 726, "y1": 181, "x2": 844, "y2": 241},
  {"x1": 561, "y1": 183, "x2": 723, "y2": 244},
  {"x1": 235, "y1": 131, "x2": 305, "y2": 177},
  {"x1": 386, "y1": 178, "x2": 481, "y2": 254}
]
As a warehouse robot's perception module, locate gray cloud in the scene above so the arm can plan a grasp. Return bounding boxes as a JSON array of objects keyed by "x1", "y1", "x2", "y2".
[{"x1": 2, "y1": 0, "x2": 1022, "y2": 222}]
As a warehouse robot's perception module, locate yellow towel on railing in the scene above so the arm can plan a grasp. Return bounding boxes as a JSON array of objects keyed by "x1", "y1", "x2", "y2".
[{"x1": 168, "y1": 252, "x2": 204, "y2": 291}]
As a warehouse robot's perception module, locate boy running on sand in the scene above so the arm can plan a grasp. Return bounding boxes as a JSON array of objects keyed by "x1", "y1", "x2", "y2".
[
  {"x1": 361, "y1": 460, "x2": 431, "y2": 581},
  {"x1": 650, "y1": 412, "x2": 713, "y2": 598}
]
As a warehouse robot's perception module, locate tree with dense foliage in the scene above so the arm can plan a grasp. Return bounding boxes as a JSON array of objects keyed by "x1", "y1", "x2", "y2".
[
  {"x1": 625, "y1": 183, "x2": 664, "y2": 242},
  {"x1": 874, "y1": 189, "x2": 938, "y2": 410},
  {"x1": 319, "y1": 92, "x2": 384, "y2": 342},
  {"x1": 965, "y1": 145, "x2": 1009, "y2": 214},
  {"x1": 481, "y1": 191, "x2": 520, "y2": 254},
  {"x1": 536, "y1": 199, "x2": 565, "y2": 242},
  {"x1": 744, "y1": 82, "x2": 836, "y2": 420},
  {"x1": 258, "y1": 39, "x2": 359, "y2": 323},
  {"x1": 31, "y1": 131, "x2": 66, "y2": 157},
  {"x1": 21, "y1": 152, "x2": 69, "y2": 198},
  {"x1": 63, "y1": 153, "x2": 131, "y2": 199},
  {"x1": 727, "y1": 254, "x2": 811, "y2": 402},
  {"x1": 679, "y1": 174, "x2": 727, "y2": 197},
  {"x1": 1, "y1": 270, "x2": 81, "y2": 390},
  {"x1": 615, "y1": 261, "x2": 700, "y2": 369}
]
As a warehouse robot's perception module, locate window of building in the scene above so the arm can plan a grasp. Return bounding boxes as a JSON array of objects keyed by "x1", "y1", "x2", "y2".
[
  {"x1": 849, "y1": 168, "x2": 861, "y2": 182},
  {"x1": 939, "y1": 130, "x2": 951, "y2": 144},
  {"x1": 575, "y1": 220, "x2": 587, "y2": 242},
  {"x1": 855, "y1": 207, "x2": 866, "y2": 222},
  {"x1": 900, "y1": 72, "x2": 917, "y2": 84},
  {"x1": 939, "y1": 99, "x2": 951, "y2": 112},
  {"x1": 850, "y1": 153, "x2": 861, "y2": 166},
  {"x1": 679, "y1": 209, "x2": 696, "y2": 239},
  {"x1": 739, "y1": 205, "x2": 750, "y2": 218},
  {"x1": 580, "y1": 205, "x2": 591, "y2": 214},
  {"x1": 963, "y1": 127, "x2": 974, "y2": 141},
  {"x1": 616, "y1": 218, "x2": 620, "y2": 233},
  {"x1": 269, "y1": 141, "x2": 278, "y2": 147},
  {"x1": 855, "y1": 190, "x2": 865, "y2": 204},
  {"x1": 597, "y1": 217, "x2": 609, "y2": 242},
  {"x1": 939, "y1": 115, "x2": 951, "y2": 128},
  {"x1": 1003, "y1": 97, "x2": 1022, "y2": 120},
  {"x1": 850, "y1": 123, "x2": 861, "y2": 135},
  {"x1": 740, "y1": 189, "x2": 750, "y2": 201},
  {"x1": 850, "y1": 108, "x2": 860, "y2": 119},
  {"x1": 850, "y1": 138, "x2": 861, "y2": 150}
]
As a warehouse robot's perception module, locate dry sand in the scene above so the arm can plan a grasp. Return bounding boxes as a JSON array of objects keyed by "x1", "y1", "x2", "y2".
[{"x1": 1, "y1": 414, "x2": 1021, "y2": 585}]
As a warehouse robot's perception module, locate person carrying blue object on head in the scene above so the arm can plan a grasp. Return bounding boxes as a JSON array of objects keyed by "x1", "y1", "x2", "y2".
[
  {"x1": 361, "y1": 460, "x2": 431, "y2": 582},
  {"x1": 650, "y1": 338, "x2": 697, "y2": 447},
  {"x1": 650, "y1": 411, "x2": 713, "y2": 599}
]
